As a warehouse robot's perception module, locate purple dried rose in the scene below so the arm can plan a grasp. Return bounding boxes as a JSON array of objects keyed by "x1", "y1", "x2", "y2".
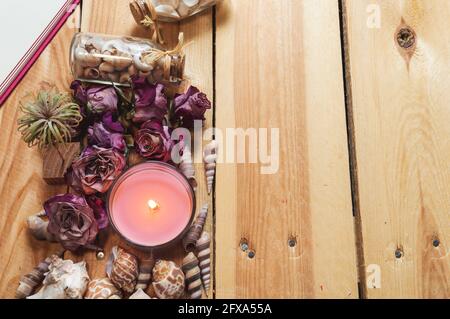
[
  {"x1": 70, "y1": 80, "x2": 87, "y2": 105},
  {"x1": 44, "y1": 194, "x2": 98, "y2": 251},
  {"x1": 68, "y1": 146, "x2": 126, "y2": 195},
  {"x1": 132, "y1": 76, "x2": 168, "y2": 124},
  {"x1": 134, "y1": 120, "x2": 173, "y2": 162},
  {"x1": 86, "y1": 195, "x2": 109, "y2": 230},
  {"x1": 172, "y1": 86, "x2": 211, "y2": 128},
  {"x1": 88, "y1": 113, "x2": 126, "y2": 152},
  {"x1": 85, "y1": 86, "x2": 118, "y2": 114}
]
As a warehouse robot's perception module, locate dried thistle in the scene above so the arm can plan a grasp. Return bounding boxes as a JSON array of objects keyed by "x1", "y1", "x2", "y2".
[{"x1": 17, "y1": 88, "x2": 82, "y2": 148}]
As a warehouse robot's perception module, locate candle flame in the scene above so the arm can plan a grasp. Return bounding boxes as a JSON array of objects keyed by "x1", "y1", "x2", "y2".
[{"x1": 147, "y1": 199, "x2": 160, "y2": 211}]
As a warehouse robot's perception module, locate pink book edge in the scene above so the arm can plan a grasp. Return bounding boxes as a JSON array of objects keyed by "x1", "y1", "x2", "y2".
[{"x1": 0, "y1": 0, "x2": 80, "y2": 107}]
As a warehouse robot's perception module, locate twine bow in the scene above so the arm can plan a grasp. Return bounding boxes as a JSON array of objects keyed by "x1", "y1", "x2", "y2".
[{"x1": 140, "y1": 2, "x2": 165, "y2": 45}]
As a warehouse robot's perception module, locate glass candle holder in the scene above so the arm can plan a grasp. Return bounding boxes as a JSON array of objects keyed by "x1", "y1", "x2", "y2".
[{"x1": 107, "y1": 161, "x2": 195, "y2": 250}]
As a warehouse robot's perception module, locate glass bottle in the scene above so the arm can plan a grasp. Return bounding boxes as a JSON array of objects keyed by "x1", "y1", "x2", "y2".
[
  {"x1": 130, "y1": 0, "x2": 221, "y2": 23},
  {"x1": 70, "y1": 32, "x2": 185, "y2": 86}
]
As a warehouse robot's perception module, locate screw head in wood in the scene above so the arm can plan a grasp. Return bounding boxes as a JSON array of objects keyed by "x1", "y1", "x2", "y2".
[
  {"x1": 247, "y1": 250, "x2": 256, "y2": 259},
  {"x1": 240, "y1": 238, "x2": 249, "y2": 252},
  {"x1": 395, "y1": 248, "x2": 403, "y2": 259},
  {"x1": 288, "y1": 237, "x2": 297, "y2": 248},
  {"x1": 433, "y1": 239, "x2": 440, "y2": 247},
  {"x1": 397, "y1": 28, "x2": 415, "y2": 49}
]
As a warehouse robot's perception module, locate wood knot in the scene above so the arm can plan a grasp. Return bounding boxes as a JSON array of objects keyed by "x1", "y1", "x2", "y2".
[{"x1": 396, "y1": 27, "x2": 415, "y2": 49}]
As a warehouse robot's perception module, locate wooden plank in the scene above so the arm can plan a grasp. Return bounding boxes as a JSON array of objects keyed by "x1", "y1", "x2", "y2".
[
  {"x1": 345, "y1": 0, "x2": 450, "y2": 298},
  {"x1": 215, "y1": 0, "x2": 358, "y2": 298},
  {"x1": 0, "y1": 7, "x2": 81, "y2": 298},
  {"x1": 77, "y1": 0, "x2": 214, "y2": 298}
]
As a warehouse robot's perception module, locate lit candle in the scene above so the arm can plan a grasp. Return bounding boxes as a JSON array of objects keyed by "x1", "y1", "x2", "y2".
[{"x1": 107, "y1": 162, "x2": 195, "y2": 249}]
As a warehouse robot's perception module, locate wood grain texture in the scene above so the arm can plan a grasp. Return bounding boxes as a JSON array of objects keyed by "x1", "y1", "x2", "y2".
[
  {"x1": 42, "y1": 143, "x2": 81, "y2": 185},
  {"x1": 215, "y1": 0, "x2": 358, "y2": 298},
  {"x1": 76, "y1": 0, "x2": 214, "y2": 298},
  {"x1": 345, "y1": 0, "x2": 450, "y2": 298},
  {"x1": 0, "y1": 7, "x2": 81, "y2": 298}
]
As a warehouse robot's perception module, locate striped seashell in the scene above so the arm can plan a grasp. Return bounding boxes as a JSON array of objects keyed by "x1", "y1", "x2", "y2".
[
  {"x1": 182, "y1": 253, "x2": 202, "y2": 299},
  {"x1": 106, "y1": 246, "x2": 139, "y2": 293},
  {"x1": 182, "y1": 204, "x2": 208, "y2": 252},
  {"x1": 135, "y1": 257, "x2": 154, "y2": 291},
  {"x1": 16, "y1": 256, "x2": 53, "y2": 299},
  {"x1": 85, "y1": 278, "x2": 122, "y2": 299},
  {"x1": 152, "y1": 260, "x2": 185, "y2": 299},
  {"x1": 196, "y1": 231, "x2": 211, "y2": 292},
  {"x1": 203, "y1": 140, "x2": 218, "y2": 195},
  {"x1": 179, "y1": 145, "x2": 197, "y2": 192}
]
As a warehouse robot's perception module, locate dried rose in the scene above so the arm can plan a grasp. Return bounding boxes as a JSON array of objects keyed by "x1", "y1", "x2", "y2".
[
  {"x1": 172, "y1": 86, "x2": 211, "y2": 128},
  {"x1": 68, "y1": 146, "x2": 126, "y2": 195},
  {"x1": 132, "y1": 76, "x2": 168, "y2": 124},
  {"x1": 134, "y1": 120, "x2": 173, "y2": 162},
  {"x1": 88, "y1": 114, "x2": 126, "y2": 152},
  {"x1": 44, "y1": 194, "x2": 98, "y2": 251},
  {"x1": 70, "y1": 80, "x2": 87, "y2": 105},
  {"x1": 86, "y1": 86, "x2": 118, "y2": 114},
  {"x1": 86, "y1": 195, "x2": 109, "y2": 230}
]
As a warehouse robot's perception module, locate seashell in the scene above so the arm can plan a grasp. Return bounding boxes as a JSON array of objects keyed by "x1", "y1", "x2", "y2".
[
  {"x1": 177, "y1": 0, "x2": 199, "y2": 17},
  {"x1": 182, "y1": 204, "x2": 208, "y2": 252},
  {"x1": 106, "y1": 246, "x2": 139, "y2": 294},
  {"x1": 120, "y1": 72, "x2": 131, "y2": 83},
  {"x1": 107, "y1": 72, "x2": 120, "y2": 83},
  {"x1": 85, "y1": 278, "x2": 122, "y2": 299},
  {"x1": 113, "y1": 53, "x2": 133, "y2": 71},
  {"x1": 196, "y1": 231, "x2": 211, "y2": 293},
  {"x1": 155, "y1": 4, "x2": 181, "y2": 19},
  {"x1": 16, "y1": 256, "x2": 53, "y2": 298},
  {"x1": 179, "y1": 146, "x2": 197, "y2": 192},
  {"x1": 99, "y1": 62, "x2": 115, "y2": 73},
  {"x1": 26, "y1": 211, "x2": 56, "y2": 242},
  {"x1": 75, "y1": 47, "x2": 101, "y2": 68},
  {"x1": 101, "y1": 40, "x2": 130, "y2": 55},
  {"x1": 135, "y1": 257, "x2": 154, "y2": 291},
  {"x1": 28, "y1": 256, "x2": 89, "y2": 299},
  {"x1": 133, "y1": 53, "x2": 154, "y2": 72},
  {"x1": 129, "y1": 288, "x2": 152, "y2": 299},
  {"x1": 128, "y1": 64, "x2": 138, "y2": 77},
  {"x1": 203, "y1": 140, "x2": 218, "y2": 195},
  {"x1": 152, "y1": 260, "x2": 185, "y2": 299},
  {"x1": 182, "y1": 252, "x2": 202, "y2": 299},
  {"x1": 84, "y1": 68, "x2": 100, "y2": 79}
]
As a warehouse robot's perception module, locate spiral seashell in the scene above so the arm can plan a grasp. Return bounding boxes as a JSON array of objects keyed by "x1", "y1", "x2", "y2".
[
  {"x1": 75, "y1": 47, "x2": 102, "y2": 68},
  {"x1": 182, "y1": 253, "x2": 202, "y2": 299},
  {"x1": 196, "y1": 231, "x2": 211, "y2": 292},
  {"x1": 85, "y1": 278, "x2": 122, "y2": 299},
  {"x1": 179, "y1": 146, "x2": 197, "y2": 192},
  {"x1": 135, "y1": 257, "x2": 154, "y2": 291},
  {"x1": 133, "y1": 53, "x2": 154, "y2": 72},
  {"x1": 203, "y1": 140, "x2": 218, "y2": 194},
  {"x1": 106, "y1": 246, "x2": 139, "y2": 294},
  {"x1": 84, "y1": 68, "x2": 100, "y2": 79},
  {"x1": 182, "y1": 204, "x2": 208, "y2": 252},
  {"x1": 16, "y1": 256, "x2": 53, "y2": 298},
  {"x1": 26, "y1": 211, "x2": 56, "y2": 242},
  {"x1": 152, "y1": 260, "x2": 185, "y2": 299}
]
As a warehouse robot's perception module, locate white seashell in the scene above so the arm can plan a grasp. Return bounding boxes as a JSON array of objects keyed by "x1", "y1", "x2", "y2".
[
  {"x1": 196, "y1": 231, "x2": 211, "y2": 293},
  {"x1": 28, "y1": 256, "x2": 89, "y2": 299},
  {"x1": 129, "y1": 288, "x2": 152, "y2": 299},
  {"x1": 155, "y1": 4, "x2": 181, "y2": 19},
  {"x1": 133, "y1": 53, "x2": 154, "y2": 72},
  {"x1": 75, "y1": 47, "x2": 101, "y2": 68},
  {"x1": 26, "y1": 211, "x2": 56, "y2": 242},
  {"x1": 101, "y1": 40, "x2": 130, "y2": 54},
  {"x1": 179, "y1": 146, "x2": 197, "y2": 191},
  {"x1": 203, "y1": 140, "x2": 218, "y2": 195}
]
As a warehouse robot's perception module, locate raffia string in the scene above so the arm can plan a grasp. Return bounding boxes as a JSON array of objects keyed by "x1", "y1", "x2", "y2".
[{"x1": 140, "y1": 1, "x2": 165, "y2": 45}]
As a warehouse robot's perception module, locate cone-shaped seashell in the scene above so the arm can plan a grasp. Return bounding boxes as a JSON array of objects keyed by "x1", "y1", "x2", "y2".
[
  {"x1": 85, "y1": 278, "x2": 122, "y2": 299},
  {"x1": 129, "y1": 288, "x2": 152, "y2": 299},
  {"x1": 196, "y1": 231, "x2": 211, "y2": 292},
  {"x1": 152, "y1": 260, "x2": 185, "y2": 299},
  {"x1": 28, "y1": 256, "x2": 89, "y2": 299},
  {"x1": 182, "y1": 253, "x2": 202, "y2": 299},
  {"x1": 135, "y1": 257, "x2": 154, "y2": 291},
  {"x1": 179, "y1": 146, "x2": 197, "y2": 192},
  {"x1": 182, "y1": 204, "x2": 208, "y2": 252},
  {"x1": 155, "y1": 4, "x2": 181, "y2": 19},
  {"x1": 26, "y1": 211, "x2": 56, "y2": 242},
  {"x1": 16, "y1": 256, "x2": 53, "y2": 299},
  {"x1": 203, "y1": 140, "x2": 218, "y2": 194},
  {"x1": 106, "y1": 246, "x2": 139, "y2": 294}
]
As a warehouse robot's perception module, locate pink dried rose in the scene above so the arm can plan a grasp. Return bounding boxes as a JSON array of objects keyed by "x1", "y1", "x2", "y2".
[
  {"x1": 86, "y1": 195, "x2": 109, "y2": 230},
  {"x1": 88, "y1": 113, "x2": 126, "y2": 152},
  {"x1": 68, "y1": 146, "x2": 126, "y2": 195},
  {"x1": 44, "y1": 194, "x2": 98, "y2": 251},
  {"x1": 71, "y1": 81, "x2": 118, "y2": 114},
  {"x1": 132, "y1": 76, "x2": 168, "y2": 124},
  {"x1": 134, "y1": 120, "x2": 173, "y2": 162},
  {"x1": 172, "y1": 86, "x2": 211, "y2": 128}
]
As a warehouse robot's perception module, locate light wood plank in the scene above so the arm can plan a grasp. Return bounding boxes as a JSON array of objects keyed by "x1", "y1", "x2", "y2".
[
  {"x1": 0, "y1": 7, "x2": 81, "y2": 298},
  {"x1": 215, "y1": 0, "x2": 358, "y2": 298},
  {"x1": 345, "y1": 0, "x2": 450, "y2": 298},
  {"x1": 78, "y1": 0, "x2": 214, "y2": 298}
]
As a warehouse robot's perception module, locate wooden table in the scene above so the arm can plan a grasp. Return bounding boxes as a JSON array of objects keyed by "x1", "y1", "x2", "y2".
[{"x1": 0, "y1": 0, "x2": 448, "y2": 299}]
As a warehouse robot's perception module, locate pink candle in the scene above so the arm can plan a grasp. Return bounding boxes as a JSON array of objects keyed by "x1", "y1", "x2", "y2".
[{"x1": 107, "y1": 162, "x2": 195, "y2": 248}]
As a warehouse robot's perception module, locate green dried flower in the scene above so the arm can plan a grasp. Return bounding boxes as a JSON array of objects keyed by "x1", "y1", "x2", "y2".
[{"x1": 17, "y1": 88, "x2": 83, "y2": 148}]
